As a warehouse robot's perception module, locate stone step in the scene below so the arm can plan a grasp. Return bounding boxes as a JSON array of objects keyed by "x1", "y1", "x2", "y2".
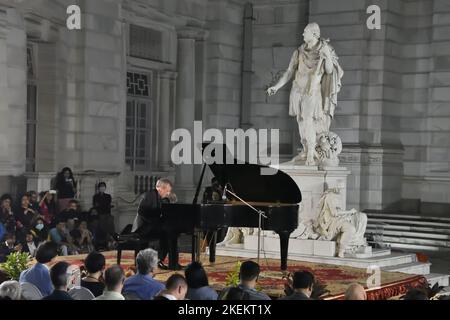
[
  {"x1": 370, "y1": 241, "x2": 450, "y2": 252},
  {"x1": 379, "y1": 235, "x2": 450, "y2": 248},
  {"x1": 366, "y1": 224, "x2": 450, "y2": 235},
  {"x1": 365, "y1": 212, "x2": 450, "y2": 223},
  {"x1": 425, "y1": 273, "x2": 450, "y2": 287},
  {"x1": 367, "y1": 217, "x2": 450, "y2": 229},
  {"x1": 365, "y1": 228, "x2": 450, "y2": 240},
  {"x1": 382, "y1": 262, "x2": 431, "y2": 275}
]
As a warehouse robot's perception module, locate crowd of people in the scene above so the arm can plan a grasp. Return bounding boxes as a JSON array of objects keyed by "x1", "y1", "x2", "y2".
[
  {"x1": 0, "y1": 167, "x2": 115, "y2": 263},
  {"x1": 0, "y1": 244, "x2": 435, "y2": 301}
]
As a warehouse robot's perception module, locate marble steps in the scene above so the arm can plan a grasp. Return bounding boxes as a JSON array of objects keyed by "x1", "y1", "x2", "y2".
[
  {"x1": 365, "y1": 212, "x2": 450, "y2": 251},
  {"x1": 365, "y1": 212, "x2": 450, "y2": 223},
  {"x1": 425, "y1": 273, "x2": 450, "y2": 287},
  {"x1": 369, "y1": 241, "x2": 450, "y2": 252},
  {"x1": 366, "y1": 225, "x2": 450, "y2": 235},
  {"x1": 365, "y1": 228, "x2": 450, "y2": 241},
  {"x1": 382, "y1": 262, "x2": 431, "y2": 275}
]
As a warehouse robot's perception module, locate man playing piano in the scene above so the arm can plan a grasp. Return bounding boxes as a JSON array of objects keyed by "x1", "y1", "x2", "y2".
[{"x1": 131, "y1": 178, "x2": 183, "y2": 270}]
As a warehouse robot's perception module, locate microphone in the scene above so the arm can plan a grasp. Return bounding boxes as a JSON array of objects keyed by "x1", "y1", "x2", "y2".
[{"x1": 222, "y1": 184, "x2": 228, "y2": 200}]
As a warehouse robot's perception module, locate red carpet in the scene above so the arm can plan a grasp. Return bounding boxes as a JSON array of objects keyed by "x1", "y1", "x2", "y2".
[{"x1": 53, "y1": 250, "x2": 427, "y2": 300}]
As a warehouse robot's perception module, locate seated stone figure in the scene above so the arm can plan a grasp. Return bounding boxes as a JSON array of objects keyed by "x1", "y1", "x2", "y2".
[
  {"x1": 313, "y1": 188, "x2": 367, "y2": 257},
  {"x1": 217, "y1": 227, "x2": 254, "y2": 246}
]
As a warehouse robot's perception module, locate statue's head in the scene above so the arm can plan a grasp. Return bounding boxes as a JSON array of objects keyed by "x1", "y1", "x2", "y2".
[{"x1": 303, "y1": 22, "x2": 320, "y2": 43}]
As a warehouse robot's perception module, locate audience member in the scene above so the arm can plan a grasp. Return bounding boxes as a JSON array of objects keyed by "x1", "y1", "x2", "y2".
[
  {"x1": 122, "y1": 248, "x2": 164, "y2": 300},
  {"x1": 344, "y1": 283, "x2": 367, "y2": 300},
  {"x1": 154, "y1": 274, "x2": 188, "y2": 301},
  {"x1": 280, "y1": 271, "x2": 314, "y2": 300},
  {"x1": 14, "y1": 194, "x2": 38, "y2": 241},
  {"x1": 0, "y1": 194, "x2": 16, "y2": 234},
  {"x1": 19, "y1": 241, "x2": 58, "y2": 296},
  {"x1": 27, "y1": 191, "x2": 40, "y2": 213},
  {"x1": 0, "y1": 280, "x2": 21, "y2": 300},
  {"x1": 54, "y1": 167, "x2": 77, "y2": 211},
  {"x1": 81, "y1": 251, "x2": 106, "y2": 297},
  {"x1": 42, "y1": 261, "x2": 74, "y2": 300},
  {"x1": 403, "y1": 288, "x2": 429, "y2": 300},
  {"x1": 0, "y1": 233, "x2": 22, "y2": 262},
  {"x1": 92, "y1": 182, "x2": 115, "y2": 246},
  {"x1": 185, "y1": 261, "x2": 218, "y2": 300},
  {"x1": 39, "y1": 191, "x2": 57, "y2": 226},
  {"x1": 48, "y1": 217, "x2": 73, "y2": 256},
  {"x1": 219, "y1": 261, "x2": 270, "y2": 300},
  {"x1": 21, "y1": 231, "x2": 38, "y2": 257},
  {"x1": 77, "y1": 220, "x2": 94, "y2": 253},
  {"x1": 95, "y1": 265, "x2": 125, "y2": 300},
  {"x1": 30, "y1": 217, "x2": 49, "y2": 244},
  {"x1": 60, "y1": 200, "x2": 80, "y2": 231}
]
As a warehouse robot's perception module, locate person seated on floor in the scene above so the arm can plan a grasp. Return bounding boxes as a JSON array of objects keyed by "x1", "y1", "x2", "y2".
[
  {"x1": 344, "y1": 283, "x2": 367, "y2": 300},
  {"x1": 0, "y1": 280, "x2": 21, "y2": 300},
  {"x1": 402, "y1": 288, "x2": 429, "y2": 300},
  {"x1": 77, "y1": 220, "x2": 94, "y2": 253},
  {"x1": 19, "y1": 241, "x2": 58, "y2": 297},
  {"x1": 219, "y1": 260, "x2": 270, "y2": 300},
  {"x1": 81, "y1": 251, "x2": 105, "y2": 297},
  {"x1": 21, "y1": 231, "x2": 38, "y2": 258},
  {"x1": 59, "y1": 199, "x2": 81, "y2": 232},
  {"x1": 154, "y1": 274, "x2": 188, "y2": 301},
  {"x1": 122, "y1": 248, "x2": 164, "y2": 300},
  {"x1": 27, "y1": 191, "x2": 40, "y2": 213},
  {"x1": 279, "y1": 271, "x2": 314, "y2": 300},
  {"x1": 95, "y1": 265, "x2": 125, "y2": 300},
  {"x1": 14, "y1": 194, "x2": 38, "y2": 242},
  {"x1": 30, "y1": 217, "x2": 49, "y2": 245},
  {"x1": 185, "y1": 261, "x2": 218, "y2": 300},
  {"x1": 0, "y1": 233, "x2": 22, "y2": 263},
  {"x1": 42, "y1": 261, "x2": 74, "y2": 300},
  {"x1": 48, "y1": 216, "x2": 75, "y2": 256}
]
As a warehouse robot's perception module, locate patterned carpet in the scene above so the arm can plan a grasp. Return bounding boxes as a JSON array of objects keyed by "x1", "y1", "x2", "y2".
[{"x1": 53, "y1": 250, "x2": 427, "y2": 300}]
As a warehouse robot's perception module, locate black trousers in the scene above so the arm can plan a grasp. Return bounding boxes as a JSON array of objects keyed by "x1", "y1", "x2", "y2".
[{"x1": 135, "y1": 223, "x2": 179, "y2": 267}]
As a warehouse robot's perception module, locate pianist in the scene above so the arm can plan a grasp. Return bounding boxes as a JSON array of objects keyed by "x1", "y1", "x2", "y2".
[{"x1": 131, "y1": 178, "x2": 183, "y2": 270}]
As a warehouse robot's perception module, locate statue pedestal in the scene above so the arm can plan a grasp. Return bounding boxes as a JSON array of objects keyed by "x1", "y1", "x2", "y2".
[{"x1": 275, "y1": 163, "x2": 351, "y2": 222}]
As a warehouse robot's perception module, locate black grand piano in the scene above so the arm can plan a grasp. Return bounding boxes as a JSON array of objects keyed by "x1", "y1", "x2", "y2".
[{"x1": 160, "y1": 144, "x2": 302, "y2": 270}]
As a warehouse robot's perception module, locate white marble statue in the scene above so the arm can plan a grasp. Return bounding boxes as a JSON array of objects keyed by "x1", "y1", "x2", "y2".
[
  {"x1": 266, "y1": 22, "x2": 344, "y2": 166},
  {"x1": 217, "y1": 227, "x2": 255, "y2": 246},
  {"x1": 312, "y1": 188, "x2": 368, "y2": 257}
]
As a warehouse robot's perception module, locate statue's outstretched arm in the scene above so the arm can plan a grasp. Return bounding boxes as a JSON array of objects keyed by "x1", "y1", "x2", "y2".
[{"x1": 267, "y1": 50, "x2": 299, "y2": 96}]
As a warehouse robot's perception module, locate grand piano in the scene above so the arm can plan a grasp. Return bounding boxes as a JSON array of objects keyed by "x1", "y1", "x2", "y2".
[{"x1": 161, "y1": 144, "x2": 302, "y2": 270}]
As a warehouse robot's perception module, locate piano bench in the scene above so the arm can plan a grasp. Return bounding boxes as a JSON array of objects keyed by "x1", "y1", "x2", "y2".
[{"x1": 116, "y1": 237, "x2": 148, "y2": 265}]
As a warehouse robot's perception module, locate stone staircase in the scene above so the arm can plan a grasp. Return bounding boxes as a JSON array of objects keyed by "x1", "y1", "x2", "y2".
[
  {"x1": 364, "y1": 211, "x2": 450, "y2": 251},
  {"x1": 364, "y1": 211, "x2": 450, "y2": 287}
]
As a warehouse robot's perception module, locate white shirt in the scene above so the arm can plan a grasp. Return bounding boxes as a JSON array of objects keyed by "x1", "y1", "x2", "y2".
[
  {"x1": 27, "y1": 242, "x2": 37, "y2": 257},
  {"x1": 161, "y1": 293, "x2": 177, "y2": 300},
  {"x1": 94, "y1": 290, "x2": 125, "y2": 300}
]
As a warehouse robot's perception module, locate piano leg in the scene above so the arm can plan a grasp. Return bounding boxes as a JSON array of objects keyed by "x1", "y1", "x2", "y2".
[
  {"x1": 191, "y1": 232, "x2": 198, "y2": 262},
  {"x1": 277, "y1": 231, "x2": 291, "y2": 271},
  {"x1": 209, "y1": 231, "x2": 217, "y2": 263}
]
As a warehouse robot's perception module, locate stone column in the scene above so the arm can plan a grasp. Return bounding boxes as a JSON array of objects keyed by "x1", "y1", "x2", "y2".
[
  {"x1": 158, "y1": 70, "x2": 177, "y2": 171},
  {"x1": 174, "y1": 27, "x2": 207, "y2": 202}
]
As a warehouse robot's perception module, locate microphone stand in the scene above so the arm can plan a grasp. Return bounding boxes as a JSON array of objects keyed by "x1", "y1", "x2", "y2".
[{"x1": 224, "y1": 188, "x2": 267, "y2": 265}]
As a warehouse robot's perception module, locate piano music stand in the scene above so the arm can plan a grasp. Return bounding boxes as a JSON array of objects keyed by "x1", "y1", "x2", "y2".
[{"x1": 224, "y1": 189, "x2": 267, "y2": 265}]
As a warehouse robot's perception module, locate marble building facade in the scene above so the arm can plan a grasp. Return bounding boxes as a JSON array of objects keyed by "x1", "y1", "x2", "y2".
[{"x1": 0, "y1": 0, "x2": 449, "y2": 220}]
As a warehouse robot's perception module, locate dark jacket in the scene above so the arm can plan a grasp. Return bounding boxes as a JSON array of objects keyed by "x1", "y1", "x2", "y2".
[
  {"x1": 278, "y1": 291, "x2": 311, "y2": 300},
  {"x1": 93, "y1": 193, "x2": 112, "y2": 215},
  {"x1": 138, "y1": 189, "x2": 162, "y2": 221},
  {"x1": 42, "y1": 289, "x2": 74, "y2": 300}
]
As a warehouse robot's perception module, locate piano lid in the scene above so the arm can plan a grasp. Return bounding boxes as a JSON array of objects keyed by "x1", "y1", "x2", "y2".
[{"x1": 202, "y1": 143, "x2": 302, "y2": 204}]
